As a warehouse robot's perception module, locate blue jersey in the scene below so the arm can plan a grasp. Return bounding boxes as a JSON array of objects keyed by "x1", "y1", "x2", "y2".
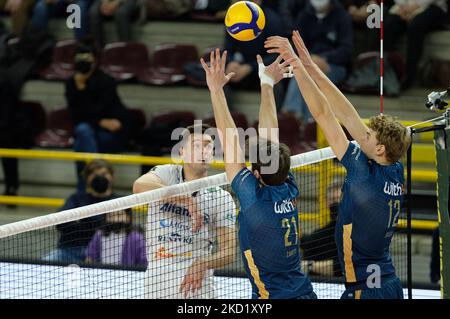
[
  {"x1": 336, "y1": 142, "x2": 404, "y2": 285},
  {"x1": 231, "y1": 168, "x2": 314, "y2": 299}
]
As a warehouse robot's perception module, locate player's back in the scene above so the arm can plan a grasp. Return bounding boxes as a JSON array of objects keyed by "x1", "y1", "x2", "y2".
[
  {"x1": 232, "y1": 168, "x2": 315, "y2": 299},
  {"x1": 336, "y1": 142, "x2": 404, "y2": 284}
]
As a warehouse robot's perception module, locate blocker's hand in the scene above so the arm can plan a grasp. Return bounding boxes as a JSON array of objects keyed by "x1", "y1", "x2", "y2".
[
  {"x1": 200, "y1": 49, "x2": 235, "y2": 92},
  {"x1": 180, "y1": 258, "x2": 209, "y2": 298},
  {"x1": 264, "y1": 36, "x2": 301, "y2": 70},
  {"x1": 256, "y1": 54, "x2": 293, "y2": 87}
]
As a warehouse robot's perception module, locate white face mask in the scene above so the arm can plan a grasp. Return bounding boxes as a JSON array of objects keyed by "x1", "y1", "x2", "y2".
[{"x1": 310, "y1": 0, "x2": 330, "y2": 12}]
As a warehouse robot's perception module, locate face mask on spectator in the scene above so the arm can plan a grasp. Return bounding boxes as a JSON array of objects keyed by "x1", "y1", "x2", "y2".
[
  {"x1": 90, "y1": 175, "x2": 110, "y2": 194},
  {"x1": 310, "y1": 0, "x2": 330, "y2": 12},
  {"x1": 74, "y1": 60, "x2": 93, "y2": 75}
]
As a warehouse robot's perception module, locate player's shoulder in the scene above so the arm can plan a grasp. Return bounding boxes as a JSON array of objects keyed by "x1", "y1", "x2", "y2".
[
  {"x1": 149, "y1": 164, "x2": 183, "y2": 184},
  {"x1": 204, "y1": 186, "x2": 234, "y2": 200}
]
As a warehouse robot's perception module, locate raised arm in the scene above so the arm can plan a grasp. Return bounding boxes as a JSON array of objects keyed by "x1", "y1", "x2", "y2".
[
  {"x1": 265, "y1": 36, "x2": 349, "y2": 160},
  {"x1": 257, "y1": 54, "x2": 293, "y2": 143},
  {"x1": 201, "y1": 49, "x2": 245, "y2": 183},
  {"x1": 290, "y1": 30, "x2": 370, "y2": 147}
]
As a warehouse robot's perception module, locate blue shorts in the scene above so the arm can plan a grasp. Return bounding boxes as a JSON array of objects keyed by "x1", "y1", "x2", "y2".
[{"x1": 341, "y1": 275, "x2": 404, "y2": 299}]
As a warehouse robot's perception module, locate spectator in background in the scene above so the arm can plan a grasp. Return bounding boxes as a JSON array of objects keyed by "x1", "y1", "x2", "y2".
[
  {"x1": 43, "y1": 159, "x2": 121, "y2": 264},
  {"x1": 65, "y1": 41, "x2": 129, "y2": 190},
  {"x1": 223, "y1": 0, "x2": 286, "y2": 108},
  {"x1": 86, "y1": 208, "x2": 148, "y2": 267},
  {"x1": 0, "y1": 0, "x2": 35, "y2": 37},
  {"x1": 89, "y1": 0, "x2": 144, "y2": 45},
  {"x1": 301, "y1": 181, "x2": 342, "y2": 278},
  {"x1": 383, "y1": 0, "x2": 448, "y2": 89},
  {"x1": 274, "y1": 0, "x2": 307, "y2": 32},
  {"x1": 30, "y1": 0, "x2": 92, "y2": 40},
  {"x1": 281, "y1": 0, "x2": 353, "y2": 123}
]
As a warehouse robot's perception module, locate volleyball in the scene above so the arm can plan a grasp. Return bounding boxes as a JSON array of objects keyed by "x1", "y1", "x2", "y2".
[{"x1": 225, "y1": 1, "x2": 266, "y2": 42}]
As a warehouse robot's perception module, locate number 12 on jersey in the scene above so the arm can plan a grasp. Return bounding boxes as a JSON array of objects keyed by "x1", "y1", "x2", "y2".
[{"x1": 387, "y1": 199, "x2": 401, "y2": 229}]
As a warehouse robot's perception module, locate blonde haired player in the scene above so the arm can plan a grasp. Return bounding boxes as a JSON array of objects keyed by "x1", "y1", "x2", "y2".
[
  {"x1": 133, "y1": 124, "x2": 236, "y2": 299},
  {"x1": 265, "y1": 31, "x2": 410, "y2": 299}
]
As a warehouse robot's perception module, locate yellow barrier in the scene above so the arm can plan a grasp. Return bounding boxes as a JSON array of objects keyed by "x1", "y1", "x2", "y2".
[{"x1": 0, "y1": 148, "x2": 228, "y2": 170}]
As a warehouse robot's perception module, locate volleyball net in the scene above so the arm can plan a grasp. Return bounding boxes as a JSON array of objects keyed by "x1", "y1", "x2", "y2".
[{"x1": 0, "y1": 145, "x2": 411, "y2": 299}]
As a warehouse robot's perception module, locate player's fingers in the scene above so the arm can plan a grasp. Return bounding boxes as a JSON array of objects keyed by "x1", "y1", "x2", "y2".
[
  {"x1": 256, "y1": 54, "x2": 263, "y2": 65},
  {"x1": 274, "y1": 55, "x2": 283, "y2": 65},
  {"x1": 267, "y1": 49, "x2": 282, "y2": 55},
  {"x1": 221, "y1": 50, "x2": 227, "y2": 72},
  {"x1": 226, "y1": 72, "x2": 236, "y2": 82},
  {"x1": 215, "y1": 48, "x2": 221, "y2": 70},
  {"x1": 200, "y1": 58, "x2": 209, "y2": 72},
  {"x1": 210, "y1": 50, "x2": 215, "y2": 71}
]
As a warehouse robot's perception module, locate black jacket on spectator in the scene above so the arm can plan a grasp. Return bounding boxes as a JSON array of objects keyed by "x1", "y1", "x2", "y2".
[
  {"x1": 65, "y1": 69, "x2": 130, "y2": 140},
  {"x1": 300, "y1": 219, "x2": 342, "y2": 277},
  {"x1": 295, "y1": 0, "x2": 353, "y2": 67},
  {"x1": 56, "y1": 192, "x2": 120, "y2": 249}
]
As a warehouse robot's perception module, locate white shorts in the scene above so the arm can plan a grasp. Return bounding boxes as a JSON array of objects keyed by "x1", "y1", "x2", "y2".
[{"x1": 144, "y1": 259, "x2": 216, "y2": 299}]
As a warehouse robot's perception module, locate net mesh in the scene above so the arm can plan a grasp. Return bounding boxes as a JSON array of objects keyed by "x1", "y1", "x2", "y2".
[{"x1": 0, "y1": 146, "x2": 409, "y2": 299}]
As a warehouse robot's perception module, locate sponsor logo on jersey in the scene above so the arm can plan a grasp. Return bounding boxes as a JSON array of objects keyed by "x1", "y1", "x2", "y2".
[
  {"x1": 159, "y1": 219, "x2": 190, "y2": 231},
  {"x1": 158, "y1": 233, "x2": 193, "y2": 244},
  {"x1": 274, "y1": 199, "x2": 296, "y2": 214},
  {"x1": 159, "y1": 203, "x2": 190, "y2": 216},
  {"x1": 155, "y1": 246, "x2": 192, "y2": 259},
  {"x1": 383, "y1": 182, "x2": 403, "y2": 196}
]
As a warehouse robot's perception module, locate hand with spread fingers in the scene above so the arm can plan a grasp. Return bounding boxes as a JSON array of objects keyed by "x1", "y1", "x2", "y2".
[
  {"x1": 264, "y1": 36, "x2": 301, "y2": 70},
  {"x1": 291, "y1": 30, "x2": 317, "y2": 70},
  {"x1": 179, "y1": 258, "x2": 209, "y2": 299},
  {"x1": 200, "y1": 49, "x2": 235, "y2": 92},
  {"x1": 256, "y1": 54, "x2": 294, "y2": 87}
]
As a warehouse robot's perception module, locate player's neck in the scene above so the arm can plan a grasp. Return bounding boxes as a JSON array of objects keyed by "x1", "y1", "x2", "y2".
[{"x1": 183, "y1": 166, "x2": 208, "y2": 181}]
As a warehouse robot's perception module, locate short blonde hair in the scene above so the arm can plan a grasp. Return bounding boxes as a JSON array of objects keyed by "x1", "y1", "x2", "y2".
[{"x1": 368, "y1": 114, "x2": 411, "y2": 163}]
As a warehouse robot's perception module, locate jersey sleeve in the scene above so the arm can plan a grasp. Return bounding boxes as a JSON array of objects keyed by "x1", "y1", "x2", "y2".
[
  {"x1": 231, "y1": 167, "x2": 260, "y2": 212},
  {"x1": 149, "y1": 164, "x2": 177, "y2": 186},
  {"x1": 215, "y1": 191, "x2": 237, "y2": 229},
  {"x1": 339, "y1": 142, "x2": 370, "y2": 180}
]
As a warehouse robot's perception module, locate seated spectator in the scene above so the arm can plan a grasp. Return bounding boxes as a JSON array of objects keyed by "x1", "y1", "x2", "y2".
[
  {"x1": 30, "y1": 0, "x2": 93, "y2": 40},
  {"x1": 43, "y1": 159, "x2": 121, "y2": 264},
  {"x1": 300, "y1": 181, "x2": 342, "y2": 278},
  {"x1": 273, "y1": 0, "x2": 307, "y2": 32},
  {"x1": 383, "y1": 0, "x2": 448, "y2": 89},
  {"x1": 89, "y1": 0, "x2": 145, "y2": 45},
  {"x1": 223, "y1": 0, "x2": 286, "y2": 109},
  {"x1": 281, "y1": 0, "x2": 353, "y2": 123},
  {"x1": 65, "y1": 41, "x2": 129, "y2": 190},
  {"x1": 86, "y1": 208, "x2": 148, "y2": 267},
  {"x1": 0, "y1": 0, "x2": 35, "y2": 38}
]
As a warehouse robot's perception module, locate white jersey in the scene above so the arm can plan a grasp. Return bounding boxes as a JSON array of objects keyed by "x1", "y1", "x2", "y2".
[{"x1": 144, "y1": 164, "x2": 236, "y2": 299}]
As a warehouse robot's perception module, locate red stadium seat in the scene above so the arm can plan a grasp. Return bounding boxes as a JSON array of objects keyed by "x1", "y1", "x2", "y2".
[
  {"x1": 100, "y1": 42, "x2": 151, "y2": 82},
  {"x1": 35, "y1": 108, "x2": 74, "y2": 148},
  {"x1": 39, "y1": 39, "x2": 77, "y2": 81},
  {"x1": 137, "y1": 44, "x2": 199, "y2": 85}
]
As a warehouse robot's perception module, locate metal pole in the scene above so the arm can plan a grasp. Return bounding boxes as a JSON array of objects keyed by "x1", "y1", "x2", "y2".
[{"x1": 406, "y1": 129, "x2": 413, "y2": 299}]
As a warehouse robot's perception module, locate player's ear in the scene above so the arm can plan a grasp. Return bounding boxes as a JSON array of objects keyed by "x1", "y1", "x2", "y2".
[
  {"x1": 376, "y1": 144, "x2": 385, "y2": 157},
  {"x1": 253, "y1": 169, "x2": 261, "y2": 180}
]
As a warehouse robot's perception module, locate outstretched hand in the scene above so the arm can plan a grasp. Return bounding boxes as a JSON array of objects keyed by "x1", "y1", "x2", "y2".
[
  {"x1": 200, "y1": 49, "x2": 235, "y2": 92},
  {"x1": 291, "y1": 30, "x2": 315, "y2": 69},
  {"x1": 256, "y1": 54, "x2": 293, "y2": 86},
  {"x1": 264, "y1": 36, "x2": 301, "y2": 70}
]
